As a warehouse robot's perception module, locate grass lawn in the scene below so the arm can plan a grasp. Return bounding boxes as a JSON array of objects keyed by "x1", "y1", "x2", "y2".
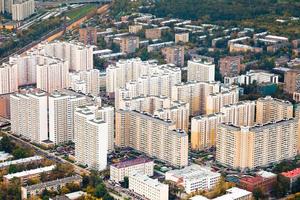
[{"x1": 66, "y1": 4, "x2": 96, "y2": 20}]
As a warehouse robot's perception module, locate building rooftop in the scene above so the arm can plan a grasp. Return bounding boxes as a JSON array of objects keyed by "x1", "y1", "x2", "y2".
[
  {"x1": 190, "y1": 187, "x2": 252, "y2": 200},
  {"x1": 0, "y1": 156, "x2": 43, "y2": 169},
  {"x1": 282, "y1": 168, "x2": 300, "y2": 178},
  {"x1": 215, "y1": 187, "x2": 252, "y2": 200},
  {"x1": 111, "y1": 157, "x2": 153, "y2": 169},
  {"x1": 4, "y1": 165, "x2": 56, "y2": 180},
  {"x1": 239, "y1": 176, "x2": 264, "y2": 184},
  {"x1": 24, "y1": 175, "x2": 82, "y2": 191},
  {"x1": 166, "y1": 164, "x2": 220, "y2": 181},
  {"x1": 130, "y1": 173, "x2": 168, "y2": 189}
]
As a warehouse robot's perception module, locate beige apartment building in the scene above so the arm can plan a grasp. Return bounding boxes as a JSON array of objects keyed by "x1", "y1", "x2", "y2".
[
  {"x1": 49, "y1": 91, "x2": 86, "y2": 145},
  {"x1": 162, "y1": 46, "x2": 185, "y2": 67},
  {"x1": 120, "y1": 36, "x2": 140, "y2": 54},
  {"x1": 256, "y1": 96, "x2": 293, "y2": 124},
  {"x1": 145, "y1": 28, "x2": 162, "y2": 39},
  {"x1": 187, "y1": 59, "x2": 215, "y2": 82},
  {"x1": 115, "y1": 110, "x2": 188, "y2": 167},
  {"x1": 206, "y1": 87, "x2": 239, "y2": 114},
  {"x1": 221, "y1": 101, "x2": 256, "y2": 126},
  {"x1": 129, "y1": 25, "x2": 143, "y2": 33},
  {"x1": 191, "y1": 101, "x2": 256, "y2": 151},
  {"x1": 216, "y1": 119, "x2": 298, "y2": 170},
  {"x1": 106, "y1": 58, "x2": 181, "y2": 95},
  {"x1": 191, "y1": 113, "x2": 225, "y2": 150},
  {"x1": 116, "y1": 95, "x2": 189, "y2": 132},
  {"x1": 175, "y1": 32, "x2": 189, "y2": 43},
  {"x1": 172, "y1": 81, "x2": 220, "y2": 116}
]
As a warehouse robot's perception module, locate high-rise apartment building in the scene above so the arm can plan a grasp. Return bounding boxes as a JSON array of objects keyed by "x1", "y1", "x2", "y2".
[
  {"x1": 0, "y1": 0, "x2": 34, "y2": 21},
  {"x1": 216, "y1": 119, "x2": 298, "y2": 170},
  {"x1": 221, "y1": 101, "x2": 256, "y2": 126},
  {"x1": 154, "y1": 102, "x2": 190, "y2": 132},
  {"x1": 187, "y1": 59, "x2": 215, "y2": 82},
  {"x1": 206, "y1": 87, "x2": 239, "y2": 114},
  {"x1": 74, "y1": 106, "x2": 108, "y2": 171},
  {"x1": 129, "y1": 173, "x2": 169, "y2": 200},
  {"x1": 36, "y1": 57, "x2": 69, "y2": 93},
  {"x1": 256, "y1": 96, "x2": 293, "y2": 124},
  {"x1": 106, "y1": 58, "x2": 181, "y2": 96},
  {"x1": 11, "y1": 0, "x2": 35, "y2": 21},
  {"x1": 162, "y1": 46, "x2": 184, "y2": 67},
  {"x1": 115, "y1": 110, "x2": 188, "y2": 167},
  {"x1": 191, "y1": 113, "x2": 225, "y2": 150},
  {"x1": 41, "y1": 41, "x2": 94, "y2": 72},
  {"x1": 191, "y1": 101, "x2": 256, "y2": 151},
  {"x1": 10, "y1": 90, "x2": 48, "y2": 144},
  {"x1": 117, "y1": 95, "x2": 189, "y2": 132},
  {"x1": 96, "y1": 106, "x2": 115, "y2": 152},
  {"x1": 9, "y1": 54, "x2": 37, "y2": 86},
  {"x1": 0, "y1": 63, "x2": 18, "y2": 94},
  {"x1": 49, "y1": 91, "x2": 86, "y2": 145},
  {"x1": 69, "y1": 69, "x2": 100, "y2": 97},
  {"x1": 172, "y1": 81, "x2": 220, "y2": 116}
]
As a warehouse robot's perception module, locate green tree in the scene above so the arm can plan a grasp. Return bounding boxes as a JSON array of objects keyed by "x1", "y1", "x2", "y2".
[
  {"x1": 123, "y1": 176, "x2": 129, "y2": 188},
  {"x1": 12, "y1": 148, "x2": 30, "y2": 159},
  {"x1": 8, "y1": 165, "x2": 18, "y2": 174},
  {"x1": 136, "y1": 47, "x2": 149, "y2": 61},
  {"x1": 103, "y1": 193, "x2": 114, "y2": 200},
  {"x1": 94, "y1": 183, "x2": 107, "y2": 198},
  {"x1": 97, "y1": 37, "x2": 107, "y2": 49},
  {"x1": 253, "y1": 187, "x2": 266, "y2": 200},
  {"x1": 0, "y1": 135, "x2": 13, "y2": 153}
]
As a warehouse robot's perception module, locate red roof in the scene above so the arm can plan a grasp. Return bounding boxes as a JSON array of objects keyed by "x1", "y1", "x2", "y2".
[
  {"x1": 240, "y1": 176, "x2": 264, "y2": 185},
  {"x1": 282, "y1": 168, "x2": 300, "y2": 178}
]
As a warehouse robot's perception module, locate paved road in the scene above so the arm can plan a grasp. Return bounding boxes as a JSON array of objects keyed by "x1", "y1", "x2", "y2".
[{"x1": 2, "y1": 130, "x2": 90, "y2": 175}]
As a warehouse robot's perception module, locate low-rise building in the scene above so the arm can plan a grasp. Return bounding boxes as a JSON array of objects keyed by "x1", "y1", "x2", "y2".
[
  {"x1": 129, "y1": 173, "x2": 169, "y2": 200},
  {"x1": 21, "y1": 175, "x2": 82, "y2": 199},
  {"x1": 238, "y1": 70, "x2": 279, "y2": 85},
  {"x1": 4, "y1": 165, "x2": 56, "y2": 184},
  {"x1": 239, "y1": 171, "x2": 277, "y2": 192},
  {"x1": 110, "y1": 157, "x2": 154, "y2": 182},
  {"x1": 190, "y1": 187, "x2": 252, "y2": 200},
  {"x1": 175, "y1": 32, "x2": 189, "y2": 43},
  {"x1": 0, "y1": 156, "x2": 43, "y2": 170},
  {"x1": 165, "y1": 164, "x2": 221, "y2": 194},
  {"x1": 145, "y1": 28, "x2": 161, "y2": 39},
  {"x1": 281, "y1": 168, "x2": 300, "y2": 189}
]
